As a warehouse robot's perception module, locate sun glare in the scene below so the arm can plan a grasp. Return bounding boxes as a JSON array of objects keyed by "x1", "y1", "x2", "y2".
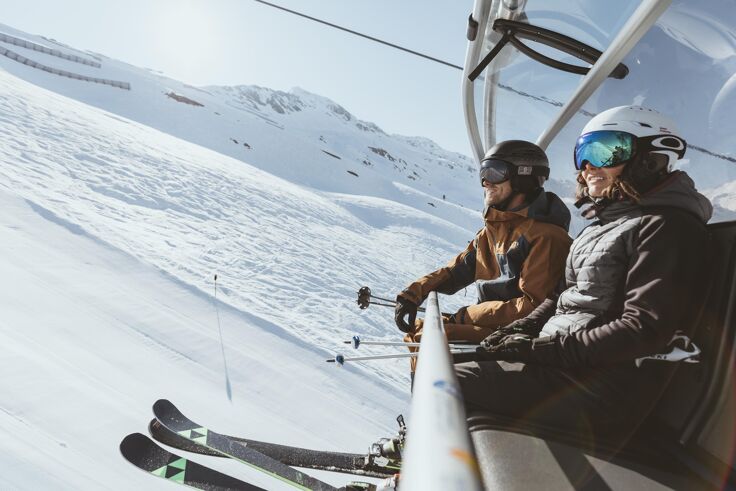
[{"x1": 150, "y1": 0, "x2": 221, "y2": 81}]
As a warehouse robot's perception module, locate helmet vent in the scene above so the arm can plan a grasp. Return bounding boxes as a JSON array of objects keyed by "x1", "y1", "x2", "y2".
[{"x1": 638, "y1": 122, "x2": 653, "y2": 128}]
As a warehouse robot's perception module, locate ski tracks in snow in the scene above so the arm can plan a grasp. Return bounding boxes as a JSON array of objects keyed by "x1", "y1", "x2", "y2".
[{"x1": 0, "y1": 70, "x2": 472, "y2": 390}]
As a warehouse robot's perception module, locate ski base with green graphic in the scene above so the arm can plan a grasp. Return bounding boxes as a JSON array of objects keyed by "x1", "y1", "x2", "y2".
[
  {"x1": 148, "y1": 418, "x2": 398, "y2": 479},
  {"x1": 119, "y1": 432, "x2": 265, "y2": 490},
  {"x1": 152, "y1": 398, "x2": 340, "y2": 491}
]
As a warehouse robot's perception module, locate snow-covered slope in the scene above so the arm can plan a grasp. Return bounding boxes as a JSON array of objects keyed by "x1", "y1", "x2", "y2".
[
  {"x1": 0, "y1": 22, "x2": 487, "y2": 232},
  {"x1": 0, "y1": 24, "x2": 490, "y2": 490},
  {"x1": 0, "y1": 65, "x2": 477, "y2": 381},
  {"x1": 0, "y1": 184, "x2": 411, "y2": 490}
]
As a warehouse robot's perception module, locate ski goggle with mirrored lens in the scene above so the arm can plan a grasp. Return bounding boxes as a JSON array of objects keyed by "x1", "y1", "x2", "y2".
[
  {"x1": 479, "y1": 158, "x2": 513, "y2": 185},
  {"x1": 574, "y1": 130, "x2": 637, "y2": 170}
]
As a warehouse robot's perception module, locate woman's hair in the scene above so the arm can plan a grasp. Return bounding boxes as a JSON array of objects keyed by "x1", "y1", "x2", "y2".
[{"x1": 575, "y1": 164, "x2": 642, "y2": 203}]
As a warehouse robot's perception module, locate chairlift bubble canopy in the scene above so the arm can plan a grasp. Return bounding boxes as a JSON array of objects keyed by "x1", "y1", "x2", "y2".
[{"x1": 463, "y1": 0, "x2": 736, "y2": 222}]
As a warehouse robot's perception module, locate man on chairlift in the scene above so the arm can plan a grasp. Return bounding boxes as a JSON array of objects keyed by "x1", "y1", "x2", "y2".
[{"x1": 394, "y1": 140, "x2": 572, "y2": 381}]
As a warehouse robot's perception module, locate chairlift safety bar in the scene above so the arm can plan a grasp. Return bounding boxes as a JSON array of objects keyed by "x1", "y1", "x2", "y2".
[{"x1": 400, "y1": 292, "x2": 484, "y2": 490}]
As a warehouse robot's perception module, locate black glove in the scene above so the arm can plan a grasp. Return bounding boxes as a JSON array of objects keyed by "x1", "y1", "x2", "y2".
[
  {"x1": 481, "y1": 318, "x2": 538, "y2": 349},
  {"x1": 476, "y1": 333, "x2": 533, "y2": 362},
  {"x1": 394, "y1": 296, "x2": 418, "y2": 333}
]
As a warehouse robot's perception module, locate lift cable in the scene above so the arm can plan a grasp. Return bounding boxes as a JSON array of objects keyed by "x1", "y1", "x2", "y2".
[{"x1": 250, "y1": 0, "x2": 463, "y2": 71}]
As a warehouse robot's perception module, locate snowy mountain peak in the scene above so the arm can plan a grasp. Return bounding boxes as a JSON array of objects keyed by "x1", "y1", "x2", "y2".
[{"x1": 210, "y1": 84, "x2": 306, "y2": 115}]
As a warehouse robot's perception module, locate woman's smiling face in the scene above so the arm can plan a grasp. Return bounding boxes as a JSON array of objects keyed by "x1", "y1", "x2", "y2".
[{"x1": 581, "y1": 162, "x2": 626, "y2": 197}]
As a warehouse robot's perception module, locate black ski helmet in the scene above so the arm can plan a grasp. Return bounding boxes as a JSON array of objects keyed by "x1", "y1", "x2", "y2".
[{"x1": 481, "y1": 140, "x2": 550, "y2": 194}]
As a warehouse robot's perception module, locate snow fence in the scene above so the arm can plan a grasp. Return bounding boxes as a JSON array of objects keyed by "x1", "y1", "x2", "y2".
[
  {"x1": 0, "y1": 46, "x2": 130, "y2": 90},
  {"x1": 0, "y1": 32, "x2": 101, "y2": 67}
]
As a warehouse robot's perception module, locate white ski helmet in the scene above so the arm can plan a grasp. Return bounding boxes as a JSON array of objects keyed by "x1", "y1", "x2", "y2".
[{"x1": 577, "y1": 105, "x2": 687, "y2": 173}]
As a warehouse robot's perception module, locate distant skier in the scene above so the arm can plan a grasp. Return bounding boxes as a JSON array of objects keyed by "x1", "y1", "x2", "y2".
[
  {"x1": 394, "y1": 140, "x2": 572, "y2": 377},
  {"x1": 459, "y1": 106, "x2": 712, "y2": 435}
]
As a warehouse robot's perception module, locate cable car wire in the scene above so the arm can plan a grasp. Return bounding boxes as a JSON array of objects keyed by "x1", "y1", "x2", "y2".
[{"x1": 250, "y1": 0, "x2": 463, "y2": 70}]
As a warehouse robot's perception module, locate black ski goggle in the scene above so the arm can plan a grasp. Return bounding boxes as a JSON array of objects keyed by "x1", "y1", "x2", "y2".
[
  {"x1": 480, "y1": 158, "x2": 550, "y2": 186},
  {"x1": 479, "y1": 159, "x2": 513, "y2": 185}
]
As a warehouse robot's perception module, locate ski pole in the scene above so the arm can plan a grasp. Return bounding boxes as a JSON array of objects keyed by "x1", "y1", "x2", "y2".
[
  {"x1": 328, "y1": 348, "x2": 477, "y2": 366},
  {"x1": 328, "y1": 353, "x2": 418, "y2": 364},
  {"x1": 357, "y1": 286, "x2": 401, "y2": 310},
  {"x1": 212, "y1": 274, "x2": 233, "y2": 402},
  {"x1": 365, "y1": 301, "x2": 398, "y2": 309},
  {"x1": 359, "y1": 287, "x2": 396, "y2": 305},
  {"x1": 356, "y1": 286, "x2": 450, "y2": 315},
  {"x1": 345, "y1": 335, "x2": 475, "y2": 350}
]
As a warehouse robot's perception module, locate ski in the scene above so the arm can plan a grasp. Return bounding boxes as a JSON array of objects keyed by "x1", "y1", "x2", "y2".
[
  {"x1": 149, "y1": 418, "x2": 398, "y2": 479},
  {"x1": 120, "y1": 432, "x2": 265, "y2": 490},
  {"x1": 152, "y1": 399, "x2": 338, "y2": 491}
]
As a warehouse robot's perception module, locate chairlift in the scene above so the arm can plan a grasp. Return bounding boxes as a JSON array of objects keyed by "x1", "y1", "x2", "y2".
[{"x1": 461, "y1": 1, "x2": 736, "y2": 489}]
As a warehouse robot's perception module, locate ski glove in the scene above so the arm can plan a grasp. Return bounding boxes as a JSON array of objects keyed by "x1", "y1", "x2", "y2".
[
  {"x1": 395, "y1": 296, "x2": 418, "y2": 333},
  {"x1": 477, "y1": 333, "x2": 533, "y2": 362},
  {"x1": 482, "y1": 312, "x2": 550, "y2": 348},
  {"x1": 482, "y1": 320, "x2": 533, "y2": 348},
  {"x1": 476, "y1": 333, "x2": 560, "y2": 365}
]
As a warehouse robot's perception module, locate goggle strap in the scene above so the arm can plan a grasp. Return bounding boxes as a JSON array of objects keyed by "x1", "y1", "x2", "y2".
[{"x1": 516, "y1": 165, "x2": 550, "y2": 178}]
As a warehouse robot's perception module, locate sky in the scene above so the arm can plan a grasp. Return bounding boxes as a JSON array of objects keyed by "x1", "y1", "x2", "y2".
[{"x1": 0, "y1": 0, "x2": 474, "y2": 155}]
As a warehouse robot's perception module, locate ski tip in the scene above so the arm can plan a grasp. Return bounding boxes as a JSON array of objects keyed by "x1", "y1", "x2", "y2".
[
  {"x1": 120, "y1": 432, "x2": 146, "y2": 447},
  {"x1": 147, "y1": 418, "x2": 160, "y2": 436},
  {"x1": 153, "y1": 398, "x2": 170, "y2": 405},
  {"x1": 120, "y1": 432, "x2": 152, "y2": 458},
  {"x1": 152, "y1": 398, "x2": 175, "y2": 415}
]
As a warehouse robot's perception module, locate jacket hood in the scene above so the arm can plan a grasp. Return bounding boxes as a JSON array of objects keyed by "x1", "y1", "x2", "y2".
[
  {"x1": 639, "y1": 171, "x2": 713, "y2": 222},
  {"x1": 485, "y1": 189, "x2": 571, "y2": 231},
  {"x1": 596, "y1": 171, "x2": 713, "y2": 223}
]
